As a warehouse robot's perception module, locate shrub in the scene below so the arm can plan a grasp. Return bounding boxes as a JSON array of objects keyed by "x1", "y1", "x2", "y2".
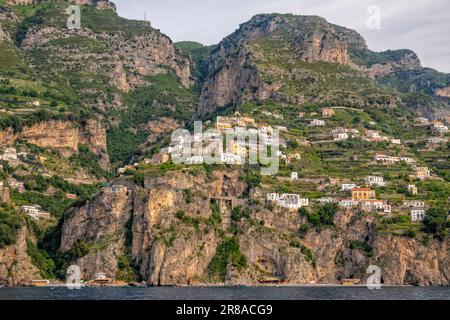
[
  {"x1": 208, "y1": 237, "x2": 247, "y2": 281},
  {"x1": 423, "y1": 207, "x2": 448, "y2": 241},
  {"x1": 0, "y1": 205, "x2": 22, "y2": 248}
]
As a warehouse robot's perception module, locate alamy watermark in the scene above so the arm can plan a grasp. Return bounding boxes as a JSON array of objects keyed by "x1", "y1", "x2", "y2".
[
  {"x1": 66, "y1": 5, "x2": 81, "y2": 30},
  {"x1": 366, "y1": 5, "x2": 381, "y2": 30},
  {"x1": 366, "y1": 265, "x2": 382, "y2": 289}
]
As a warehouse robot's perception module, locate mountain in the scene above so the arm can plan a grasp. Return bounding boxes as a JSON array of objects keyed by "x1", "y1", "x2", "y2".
[
  {"x1": 0, "y1": 3, "x2": 449, "y2": 287},
  {"x1": 197, "y1": 14, "x2": 449, "y2": 120}
]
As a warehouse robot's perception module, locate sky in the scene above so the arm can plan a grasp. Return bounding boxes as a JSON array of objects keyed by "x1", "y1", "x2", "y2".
[{"x1": 114, "y1": 0, "x2": 450, "y2": 72}]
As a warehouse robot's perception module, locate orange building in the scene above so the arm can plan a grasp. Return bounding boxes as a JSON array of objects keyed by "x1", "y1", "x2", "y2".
[{"x1": 351, "y1": 188, "x2": 376, "y2": 200}]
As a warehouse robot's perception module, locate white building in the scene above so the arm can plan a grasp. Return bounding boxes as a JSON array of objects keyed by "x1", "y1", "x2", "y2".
[
  {"x1": 1, "y1": 148, "x2": 17, "y2": 161},
  {"x1": 275, "y1": 125, "x2": 288, "y2": 132},
  {"x1": 317, "y1": 197, "x2": 335, "y2": 204},
  {"x1": 333, "y1": 132, "x2": 349, "y2": 141},
  {"x1": 234, "y1": 126, "x2": 248, "y2": 134},
  {"x1": 266, "y1": 193, "x2": 280, "y2": 202},
  {"x1": 341, "y1": 184, "x2": 357, "y2": 191},
  {"x1": 7, "y1": 178, "x2": 24, "y2": 193},
  {"x1": 410, "y1": 208, "x2": 426, "y2": 222},
  {"x1": 366, "y1": 130, "x2": 381, "y2": 139},
  {"x1": 309, "y1": 119, "x2": 326, "y2": 127},
  {"x1": 291, "y1": 172, "x2": 298, "y2": 180},
  {"x1": 408, "y1": 185, "x2": 418, "y2": 195},
  {"x1": 426, "y1": 137, "x2": 448, "y2": 148},
  {"x1": 365, "y1": 176, "x2": 385, "y2": 187},
  {"x1": 268, "y1": 193, "x2": 309, "y2": 209},
  {"x1": 221, "y1": 153, "x2": 243, "y2": 165},
  {"x1": 374, "y1": 154, "x2": 416, "y2": 165},
  {"x1": 339, "y1": 199, "x2": 358, "y2": 208},
  {"x1": 391, "y1": 139, "x2": 401, "y2": 145},
  {"x1": 432, "y1": 122, "x2": 448, "y2": 134},
  {"x1": 21, "y1": 205, "x2": 51, "y2": 220},
  {"x1": 403, "y1": 200, "x2": 426, "y2": 208},
  {"x1": 278, "y1": 194, "x2": 309, "y2": 209},
  {"x1": 185, "y1": 156, "x2": 204, "y2": 165}
]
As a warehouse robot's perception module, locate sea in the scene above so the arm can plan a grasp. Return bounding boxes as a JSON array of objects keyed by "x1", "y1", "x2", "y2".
[{"x1": 0, "y1": 286, "x2": 449, "y2": 300}]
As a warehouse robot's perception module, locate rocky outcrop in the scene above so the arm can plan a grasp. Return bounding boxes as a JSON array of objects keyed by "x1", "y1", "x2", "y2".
[
  {"x1": 0, "y1": 186, "x2": 11, "y2": 204},
  {"x1": 0, "y1": 120, "x2": 110, "y2": 169},
  {"x1": 59, "y1": 170, "x2": 450, "y2": 286},
  {"x1": 373, "y1": 236, "x2": 450, "y2": 286},
  {"x1": 196, "y1": 14, "x2": 369, "y2": 116},
  {"x1": 435, "y1": 86, "x2": 450, "y2": 98},
  {"x1": 19, "y1": 121, "x2": 79, "y2": 157},
  {"x1": 21, "y1": 24, "x2": 193, "y2": 96},
  {"x1": 74, "y1": 0, "x2": 117, "y2": 12},
  {"x1": 0, "y1": 226, "x2": 41, "y2": 286},
  {"x1": 79, "y1": 119, "x2": 110, "y2": 170}
]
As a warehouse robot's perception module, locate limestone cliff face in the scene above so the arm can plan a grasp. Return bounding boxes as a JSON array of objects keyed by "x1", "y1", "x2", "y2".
[
  {"x1": 59, "y1": 170, "x2": 450, "y2": 286},
  {"x1": 0, "y1": 226, "x2": 41, "y2": 286},
  {"x1": 19, "y1": 121, "x2": 79, "y2": 157},
  {"x1": 79, "y1": 119, "x2": 110, "y2": 170},
  {"x1": 0, "y1": 120, "x2": 110, "y2": 169},
  {"x1": 435, "y1": 86, "x2": 450, "y2": 98},
  {"x1": 20, "y1": 24, "x2": 192, "y2": 99}
]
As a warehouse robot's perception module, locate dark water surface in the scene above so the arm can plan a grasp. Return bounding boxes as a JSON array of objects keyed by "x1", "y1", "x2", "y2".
[{"x1": 0, "y1": 286, "x2": 449, "y2": 300}]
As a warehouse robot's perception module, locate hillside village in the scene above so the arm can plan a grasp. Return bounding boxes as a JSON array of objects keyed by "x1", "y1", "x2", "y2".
[
  {"x1": 127, "y1": 108, "x2": 448, "y2": 227},
  {"x1": 0, "y1": 1, "x2": 449, "y2": 287}
]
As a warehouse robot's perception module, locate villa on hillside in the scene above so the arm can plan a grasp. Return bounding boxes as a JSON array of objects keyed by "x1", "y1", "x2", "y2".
[
  {"x1": 431, "y1": 121, "x2": 448, "y2": 134},
  {"x1": 410, "y1": 208, "x2": 427, "y2": 222},
  {"x1": 408, "y1": 185, "x2": 418, "y2": 195},
  {"x1": 21, "y1": 205, "x2": 51, "y2": 220},
  {"x1": 333, "y1": 132, "x2": 349, "y2": 141},
  {"x1": 403, "y1": 200, "x2": 426, "y2": 208},
  {"x1": 374, "y1": 154, "x2": 416, "y2": 165},
  {"x1": 360, "y1": 199, "x2": 391, "y2": 214},
  {"x1": 338, "y1": 199, "x2": 359, "y2": 208},
  {"x1": 317, "y1": 197, "x2": 335, "y2": 204},
  {"x1": 0, "y1": 148, "x2": 18, "y2": 161},
  {"x1": 426, "y1": 137, "x2": 448, "y2": 148},
  {"x1": 7, "y1": 178, "x2": 24, "y2": 193},
  {"x1": 309, "y1": 119, "x2": 326, "y2": 127},
  {"x1": 364, "y1": 176, "x2": 385, "y2": 187},
  {"x1": 341, "y1": 183, "x2": 357, "y2": 191},
  {"x1": 413, "y1": 167, "x2": 430, "y2": 180},
  {"x1": 352, "y1": 188, "x2": 376, "y2": 200},
  {"x1": 267, "y1": 193, "x2": 309, "y2": 209}
]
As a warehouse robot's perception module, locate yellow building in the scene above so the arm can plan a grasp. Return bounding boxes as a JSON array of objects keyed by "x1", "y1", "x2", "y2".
[
  {"x1": 351, "y1": 188, "x2": 376, "y2": 200},
  {"x1": 216, "y1": 122, "x2": 232, "y2": 131}
]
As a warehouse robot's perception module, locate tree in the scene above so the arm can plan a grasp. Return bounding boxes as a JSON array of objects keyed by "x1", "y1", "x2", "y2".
[{"x1": 423, "y1": 207, "x2": 448, "y2": 241}]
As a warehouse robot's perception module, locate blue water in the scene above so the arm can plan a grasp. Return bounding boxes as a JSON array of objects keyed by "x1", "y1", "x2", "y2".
[{"x1": 0, "y1": 286, "x2": 449, "y2": 300}]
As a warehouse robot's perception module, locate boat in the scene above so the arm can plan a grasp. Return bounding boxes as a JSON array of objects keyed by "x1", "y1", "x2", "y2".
[{"x1": 30, "y1": 280, "x2": 50, "y2": 287}]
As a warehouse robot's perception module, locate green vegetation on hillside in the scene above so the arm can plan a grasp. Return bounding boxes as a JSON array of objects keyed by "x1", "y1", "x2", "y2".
[{"x1": 0, "y1": 204, "x2": 22, "y2": 247}]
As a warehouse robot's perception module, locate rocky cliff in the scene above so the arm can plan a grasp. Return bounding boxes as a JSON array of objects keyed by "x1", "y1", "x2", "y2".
[
  {"x1": 0, "y1": 119, "x2": 110, "y2": 169},
  {"x1": 196, "y1": 13, "x2": 448, "y2": 119},
  {"x1": 59, "y1": 170, "x2": 450, "y2": 286},
  {"x1": 0, "y1": 226, "x2": 41, "y2": 286}
]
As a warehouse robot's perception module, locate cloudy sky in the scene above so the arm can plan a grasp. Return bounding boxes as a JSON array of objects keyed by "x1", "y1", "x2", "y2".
[{"x1": 114, "y1": 0, "x2": 450, "y2": 72}]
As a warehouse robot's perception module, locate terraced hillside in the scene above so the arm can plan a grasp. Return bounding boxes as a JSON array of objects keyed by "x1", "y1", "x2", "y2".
[{"x1": 0, "y1": 3, "x2": 448, "y2": 286}]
